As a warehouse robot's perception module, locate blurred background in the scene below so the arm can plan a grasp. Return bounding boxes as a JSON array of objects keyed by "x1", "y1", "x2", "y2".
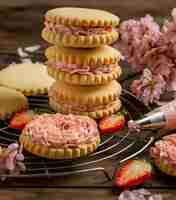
[{"x1": 0, "y1": 0, "x2": 175, "y2": 53}]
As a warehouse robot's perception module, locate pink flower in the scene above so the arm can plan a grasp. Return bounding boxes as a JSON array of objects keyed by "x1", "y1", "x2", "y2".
[
  {"x1": 143, "y1": 48, "x2": 173, "y2": 78},
  {"x1": 0, "y1": 143, "x2": 25, "y2": 176},
  {"x1": 115, "y1": 9, "x2": 176, "y2": 105},
  {"x1": 166, "y1": 68, "x2": 176, "y2": 91},
  {"x1": 118, "y1": 189, "x2": 162, "y2": 200},
  {"x1": 115, "y1": 15, "x2": 161, "y2": 72},
  {"x1": 131, "y1": 68, "x2": 166, "y2": 105},
  {"x1": 161, "y1": 15, "x2": 176, "y2": 60}
]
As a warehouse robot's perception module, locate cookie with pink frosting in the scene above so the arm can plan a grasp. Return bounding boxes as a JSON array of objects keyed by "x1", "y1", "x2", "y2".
[
  {"x1": 150, "y1": 134, "x2": 176, "y2": 176},
  {"x1": 42, "y1": 7, "x2": 120, "y2": 48},
  {"x1": 20, "y1": 113, "x2": 100, "y2": 159}
]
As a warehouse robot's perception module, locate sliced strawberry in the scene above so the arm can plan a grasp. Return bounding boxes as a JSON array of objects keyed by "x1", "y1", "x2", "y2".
[
  {"x1": 99, "y1": 113, "x2": 125, "y2": 134},
  {"x1": 105, "y1": 27, "x2": 112, "y2": 32},
  {"x1": 114, "y1": 159, "x2": 153, "y2": 188},
  {"x1": 9, "y1": 110, "x2": 35, "y2": 130}
]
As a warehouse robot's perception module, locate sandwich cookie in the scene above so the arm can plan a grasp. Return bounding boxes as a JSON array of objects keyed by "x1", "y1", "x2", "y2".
[
  {"x1": 46, "y1": 45, "x2": 122, "y2": 85},
  {"x1": 42, "y1": 7, "x2": 120, "y2": 48},
  {"x1": 20, "y1": 113, "x2": 100, "y2": 159},
  {"x1": 150, "y1": 134, "x2": 176, "y2": 177},
  {"x1": 0, "y1": 63, "x2": 54, "y2": 96},
  {"x1": 0, "y1": 86, "x2": 28, "y2": 120},
  {"x1": 49, "y1": 80, "x2": 122, "y2": 119}
]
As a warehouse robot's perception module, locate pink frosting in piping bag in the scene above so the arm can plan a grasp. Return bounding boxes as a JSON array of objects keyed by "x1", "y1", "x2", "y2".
[
  {"x1": 128, "y1": 99, "x2": 176, "y2": 132},
  {"x1": 159, "y1": 100, "x2": 176, "y2": 129}
]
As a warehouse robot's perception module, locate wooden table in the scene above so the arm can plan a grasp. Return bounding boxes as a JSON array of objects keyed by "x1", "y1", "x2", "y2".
[{"x1": 0, "y1": 3, "x2": 176, "y2": 199}]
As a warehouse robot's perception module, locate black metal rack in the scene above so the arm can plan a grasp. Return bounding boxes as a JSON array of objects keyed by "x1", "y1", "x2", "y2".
[{"x1": 0, "y1": 90, "x2": 154, "y2": 180}]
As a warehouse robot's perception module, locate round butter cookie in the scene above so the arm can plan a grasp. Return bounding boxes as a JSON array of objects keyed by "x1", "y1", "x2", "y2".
[
  {"x1": 42, "y1": 7, "x2": 120, "y2": 47},
  {"x1": 0, "y1": 86, "x2": 28, "y2": 120},
  {"x1": 46, "y1": 45, "x2": 122, "y2": 85},
  {"x1": 20, "y1": 113, "x2": 100, "y2": 159},
  {"x1": 0, "y1": 63, "x2": 54, "y2": 96},
  {"x1": 150, "y1": 134, "x2": 176, "y2": 177},
  {"x1": 49, "y1": 80, "x2": 122, "y2": 119}
]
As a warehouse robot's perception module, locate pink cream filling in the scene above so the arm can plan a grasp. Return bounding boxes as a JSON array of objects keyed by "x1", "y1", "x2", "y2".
[
  {"x1": 23, "y1": 113, "x2": 99, "y2": 148},
  {"x1": 50, "y1": 96, "x2": 118, "y2": 113},
  {"x1": 49, "y1": 86, "x2": 119, "y2": 112},
  {"x1": 48, "y1": 61, "x2": 117, "y2": 75},
  {"x1": 150, "y1": 134, "x2": 176, "y2": 167},
  {"x1": 45, "y1": 21, "x2": 114, "y2": 36},
  {"x1": 59, "y1": 100, "x2": 118, "y2": 112}
]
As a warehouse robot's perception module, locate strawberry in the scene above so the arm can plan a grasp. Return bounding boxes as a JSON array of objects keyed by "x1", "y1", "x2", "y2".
[
  {"x1": 105, "y1": 27, "x2": 112, "y2": 32},
  {"x1": 99, "y1": 113, "x2": 125, "y2": 134},
  {"x1": 114, "y1": 159, "x2": 153, "y2": 188},
  {"x1": 9, "y1": 110, "x2": 35, "y2": 130}
]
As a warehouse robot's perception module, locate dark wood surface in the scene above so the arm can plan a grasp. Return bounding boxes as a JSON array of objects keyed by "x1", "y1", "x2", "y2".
[
  {"x1": 0, "y1": 189, "x2": 176, "y2": 200},
  {"x1": 1, "y1": 2, "x2": 176, "y2": 199}
]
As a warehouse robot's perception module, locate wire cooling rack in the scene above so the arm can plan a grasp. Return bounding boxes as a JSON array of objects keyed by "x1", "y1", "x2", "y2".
[{"x1": 0, "y1": 90, "x2": 154, "y2": 180}]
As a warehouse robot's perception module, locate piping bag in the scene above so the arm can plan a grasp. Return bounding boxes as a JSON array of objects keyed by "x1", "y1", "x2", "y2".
[
  {"x1": 119, "y1": 99, "x2": 176, "y2": 163},
  {"x1": 128, "y1": 99, "x2": 176, "y2": 137}
]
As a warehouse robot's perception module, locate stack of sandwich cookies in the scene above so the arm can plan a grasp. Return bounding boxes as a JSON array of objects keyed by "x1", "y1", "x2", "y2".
[
  {"x1": 42, "y1": 7, "x2": 122, "y2": 119},
  {"x1": 19, "y1": 7, "x2": 122, "y2": 160}
]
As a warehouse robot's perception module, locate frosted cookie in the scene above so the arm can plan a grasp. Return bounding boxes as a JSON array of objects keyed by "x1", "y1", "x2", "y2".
[
  {"x1": 0, "y1": 86, "x2": 28, "y2": 120},
  {"x1": 20, "y1": 113, "x2": 100, "y2": 159},
  {"x1": 0, "y1": 63, "x2": 54, "y2": 96},
  {"x1": 150, "y1": 134, "x2": 176, "y2": 177},
  {"x1": 46, "y1": 45, "x2": 122, "y2": 85},
  {"x1": 49, "y1": 80, "x2": 122, "y2": 119},
  {"x1": 42, "y1": 7, "x2": 120, "y2": 48}
]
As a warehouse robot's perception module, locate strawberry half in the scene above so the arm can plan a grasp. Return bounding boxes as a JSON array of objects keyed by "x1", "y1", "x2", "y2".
[
  {"x1": 105, "y1": 27, "x2": 112, "y2": 32},
  {"x1": 9, "y1": 110, "x2": 35, "y2": 130},
  {"x1": 99, "y1": 113, "x2": 125, "y2": 134},
  {"x1": 114, "y1": 159, "x2": 153, "y2": 188}
]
